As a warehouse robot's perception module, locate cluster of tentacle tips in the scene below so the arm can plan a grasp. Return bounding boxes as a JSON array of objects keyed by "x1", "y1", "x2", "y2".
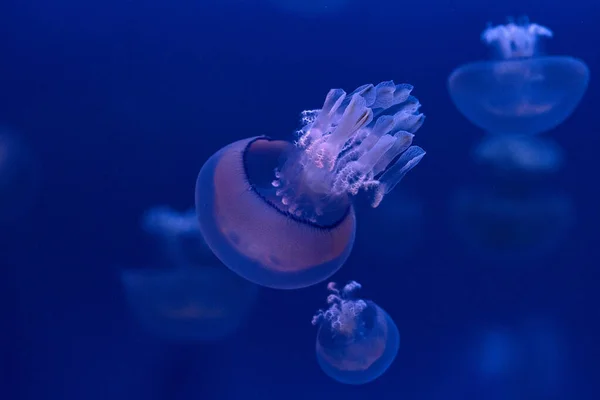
[
  {"x1": 481, "y1": 16, "x2": 553, "y2": 60},
  {"x1": 312, "y1": 281, "x2": 367, "y2": 337},
  {"x1": 272, "y1": 81, "x2": 426, "y2": 212}
]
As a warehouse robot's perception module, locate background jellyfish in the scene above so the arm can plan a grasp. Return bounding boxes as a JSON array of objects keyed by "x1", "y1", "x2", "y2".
[
  {"x1": 195, "y1": 81, "x2": 426, "y2": 289},
  {"x1": 473, "y1": 134, "x2": 564, "y2": 180},
  {"x1": 311, "y1": 281, "x2": 400, "y2": 385},
  {"x1": 429, "y1": 317, "x2": 570, "y2": 400},
  {"x1": 0, "y1": 128, "x2": 37, "y2": 224},
  {"x1": 451, "y1": 128, "x2": 574, "y2": 262},
  {"x1": 141, "y1": 206, "x2": 216, "y2": 267},
  {"x1": 448, "y1": 17, "x2": 589, "y2": 135},
  {"x1": 121, "y1": 206, "x2": 258, "y2": 342}
]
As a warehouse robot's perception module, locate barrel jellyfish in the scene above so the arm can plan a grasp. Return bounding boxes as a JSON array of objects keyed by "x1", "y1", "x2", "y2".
[
  {"x1": 121, "y1": 206, "x2": 258, "y2": 342},
  {"x1": 311, "y1": 281, "x2": 400, "y2": 384},
  {"x1": 448, "y1": 17, "x2": 589, "y2": 135},
  {"x1": 196, "y1": 81, "x2": 426, "y2": 289}
]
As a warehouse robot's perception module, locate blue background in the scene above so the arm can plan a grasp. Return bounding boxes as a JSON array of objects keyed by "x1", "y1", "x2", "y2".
[{"x1": 0, "y1": 0, "x2": 598, "y2": 399}]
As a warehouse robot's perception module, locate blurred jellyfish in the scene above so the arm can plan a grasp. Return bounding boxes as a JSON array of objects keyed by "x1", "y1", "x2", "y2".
[
  {"x1": 473, "y1": 134, "x2": 564, "y2": 179},
  {"x1": 450, "y1": 187, "x2": 574, "y2": 262},
  {"x1": 465, "y1": 318, "x2": 568, "y2": 399},
  {"x1": 196, "y1": 81, "x2": 426, "y2": 289},
  {"x1": 424, "y1": 317, "x2": 569, "y2": 400},
  {"x1": 448, "y1": 17, "x2": 589, "y2": 135},
  {"x1": 311, "y1": 281, "x2": 400, "y2": 384},
  {"x1": 121, "y1": 206, "x2": 258, "y2": 342},
  {"x1": 0, "y1": 128, "x2": 37, "y2": 224},
  {"x1": 121, "y1": 266, "x2": 257, "y2": 342},
  {"x1": 142, "y1": 206, "x2": 216, "y2": 266}
]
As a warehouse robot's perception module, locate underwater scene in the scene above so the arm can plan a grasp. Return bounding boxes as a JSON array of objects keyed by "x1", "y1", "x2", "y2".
[{"x1": 0, "y1": 0, "x2": 598, "y2": 399}]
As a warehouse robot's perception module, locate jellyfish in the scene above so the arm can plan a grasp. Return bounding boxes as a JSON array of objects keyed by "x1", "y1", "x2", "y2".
[
  {"x1": 463, "y1": 318, "x2": 568, "y2": 399},
  {"x1": 121, "y1": 206, "x2": 258, "y2": 342},
  {"x1": 448, "y1": 17, "x2": 589, "y2": 135},
  {"x1": 196, "y1": 81, "x2": 426, "y2": 289},
  {"x1": 121, "y1": 266, "x2": 257, "y2": 342},
  {"x1": 142, "y1": 205, "x2": 217, "y2": 266},
  {"x1": 311, "y1": 281, "x2": 400, "y2": 384},
  {"x1": 426, "y1": 318, "x2": 568, "y2": 400},
  {"x1": 473, "y1": 134, "x2": 564, "y2": 179}
]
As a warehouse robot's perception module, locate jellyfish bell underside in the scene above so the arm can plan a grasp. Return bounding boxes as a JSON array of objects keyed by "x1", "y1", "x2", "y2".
[
  {"x1": 448, "y1": 56, "x2": 589, "y2": 135},
  {"x1": 196, "y1": 136, "x2": 356, "y2": 290},
  {"x1": 315, "y1": 300, "x2": 399, "y2": 385},
  {"x1": 121, "y1": 266, "x2": 257, "y2": 341}
]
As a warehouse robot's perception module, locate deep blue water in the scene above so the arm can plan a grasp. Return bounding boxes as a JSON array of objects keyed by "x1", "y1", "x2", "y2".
[{"x1": 0, "y1": 0, "x2": 598, "y2": 399}]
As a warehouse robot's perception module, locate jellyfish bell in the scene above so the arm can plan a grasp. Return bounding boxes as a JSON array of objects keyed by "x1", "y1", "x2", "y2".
[
  {"x1": 448, "y1": 17, "x2": 589, "y2": 135},
  {"x1": 196, "y1": 136, "x2": 356, "y2": 290},
  {"x1": 312, "y1": 281, "x2": 400, "y2": 385},
  {"x1": 121, "y1": 265, "x2": 258, "y2": 342},
  {"x1": 196, "y1": 81, "x2": 426, "y2": 290}
]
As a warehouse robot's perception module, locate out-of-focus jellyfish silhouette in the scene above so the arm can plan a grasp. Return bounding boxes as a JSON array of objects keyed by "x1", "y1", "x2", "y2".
[
  {"x1": 196, "y1": 81, "x2": 426, "y2": 289},
  {"x1": 451, "y1": 133, "x2": 574, "y2": 262},
  {"x1": 473, "y1": 134, "x2": 564, "y2": 179},
  {"x1": 311, "y1": 281, "x2": 399, "y2": 384},
  {"x1": 0, "y1": 128, "x2": 37, "y2": 224},
  {"x1": 460, "y1": 318, "x2": 568, "y2": 400},
  {"x1": 448, "y1": 17, "x2": 589, "y2": 135},
  {"x1": 141, "y1": 206, "x2": 216, "y2": 267},
  {"x1": 121, "y1": 206, "x2": 258, "y2": 342},
  {"x1": 425, "y1": 318, "x2": 569, "y2": 400}
]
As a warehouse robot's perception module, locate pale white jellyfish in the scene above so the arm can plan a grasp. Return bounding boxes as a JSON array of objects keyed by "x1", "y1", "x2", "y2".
[{"x1": 448, "y1": 17, "x2": 589, "y2": 135}]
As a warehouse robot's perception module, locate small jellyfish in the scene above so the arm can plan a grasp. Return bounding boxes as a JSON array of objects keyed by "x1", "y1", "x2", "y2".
[
  {"x1": 448, "y1": 17, "x2": 589, "y2": 135},
  {"x1": 196, "y1": 81, "x2": 426, "y2": 289},
  {"x1": 311, "y1": 281, "x2": 400, "y2": 384}
]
